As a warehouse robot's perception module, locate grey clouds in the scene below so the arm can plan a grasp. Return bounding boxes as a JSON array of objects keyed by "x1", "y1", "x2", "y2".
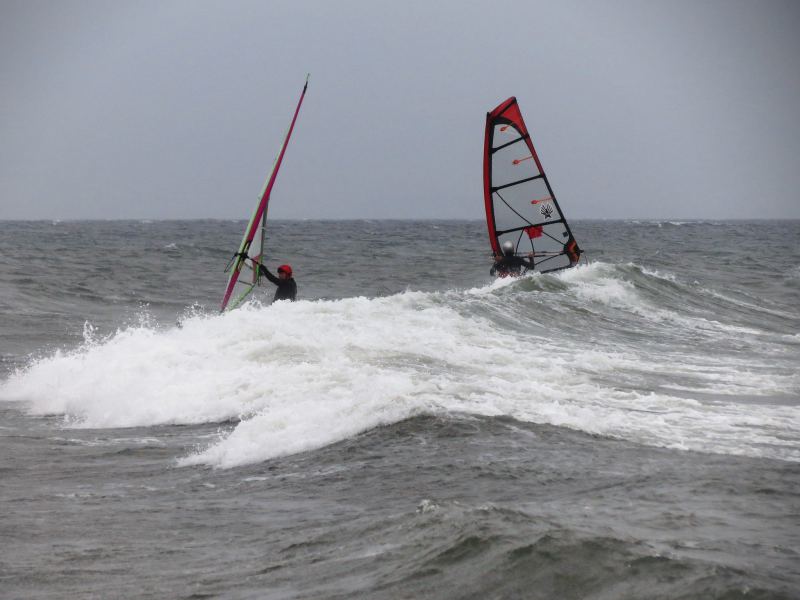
[{"x1": 1, "y1": 0, "x2": 799, "y2": 220}]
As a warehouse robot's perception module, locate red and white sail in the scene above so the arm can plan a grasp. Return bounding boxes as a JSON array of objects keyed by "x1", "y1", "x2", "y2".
[{"x1": 483, "y1": 97, "x2": 581, "y2": 273}]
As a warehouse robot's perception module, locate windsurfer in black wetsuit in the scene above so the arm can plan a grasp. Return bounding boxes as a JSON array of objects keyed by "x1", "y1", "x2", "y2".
[
  {"x1": 491, "y1": 241, "x2": 534, "y2": 277},
  {"x1": 258, "y1": 263, "x2": 297, "y2": 302}
]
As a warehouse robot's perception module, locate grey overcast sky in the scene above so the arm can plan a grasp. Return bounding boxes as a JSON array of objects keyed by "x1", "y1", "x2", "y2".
[{"x1": 1, "y1": 0, "x2": 799, "y2": 220}]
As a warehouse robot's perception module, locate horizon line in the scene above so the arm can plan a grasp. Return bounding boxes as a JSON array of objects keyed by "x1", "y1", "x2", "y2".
[{"x1": 1, "y1": 217, "x2": 799, "y2": 223}]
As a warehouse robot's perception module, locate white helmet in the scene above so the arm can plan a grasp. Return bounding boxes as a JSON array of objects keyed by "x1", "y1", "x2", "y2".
[{"x1": 501, "y1": 241, "x2": 514, "y2": 255}]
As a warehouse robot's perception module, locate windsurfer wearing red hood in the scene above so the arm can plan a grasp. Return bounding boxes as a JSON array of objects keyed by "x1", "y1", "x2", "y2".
[{"x1": 258, "y1": 263, "x2": 297, "y2": 302}]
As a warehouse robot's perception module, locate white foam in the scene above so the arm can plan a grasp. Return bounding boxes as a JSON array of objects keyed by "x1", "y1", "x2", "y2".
[
  {"x1": 560, "y1": 264, "x2": 641, "y2": 308},
  {"x1": 639, "y1": 265, "x2": 677, "y2": 282},
  {"x1": 2, "y1": 283, "x2": 798, "y2": 468}
]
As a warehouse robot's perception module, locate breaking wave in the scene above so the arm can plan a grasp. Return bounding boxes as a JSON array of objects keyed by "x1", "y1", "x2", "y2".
[{"x1": 1, "y1": 263, "x2": 798, "y2": 468}]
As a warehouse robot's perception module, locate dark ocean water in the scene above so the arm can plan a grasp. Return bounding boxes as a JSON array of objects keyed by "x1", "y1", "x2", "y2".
[{"x1": 1, "y1": 219, "x2": 798, "y2": 599}]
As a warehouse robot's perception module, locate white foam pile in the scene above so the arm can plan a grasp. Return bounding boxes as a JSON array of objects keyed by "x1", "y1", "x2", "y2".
[{"x1": 2, "y1": 265, "x2": 798, "y2": 467}]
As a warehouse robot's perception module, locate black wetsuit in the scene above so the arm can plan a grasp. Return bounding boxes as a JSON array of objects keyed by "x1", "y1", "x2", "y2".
[
  {"x1": 490, "y1": 255, "x2": 534, "y2": 277},
  {"x1": 258, "y1": 265, "x2": 297, "y2": 302}
]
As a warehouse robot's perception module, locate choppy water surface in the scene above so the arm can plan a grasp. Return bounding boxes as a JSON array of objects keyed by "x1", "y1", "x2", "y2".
[{"x1": 1, "y1": 220, "x2": 798, "y2": 599}]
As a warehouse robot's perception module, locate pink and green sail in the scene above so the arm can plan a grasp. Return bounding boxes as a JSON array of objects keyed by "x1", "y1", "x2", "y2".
[{"x1": 220, "y1": 75, "x2": 309, "y2": 311}]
